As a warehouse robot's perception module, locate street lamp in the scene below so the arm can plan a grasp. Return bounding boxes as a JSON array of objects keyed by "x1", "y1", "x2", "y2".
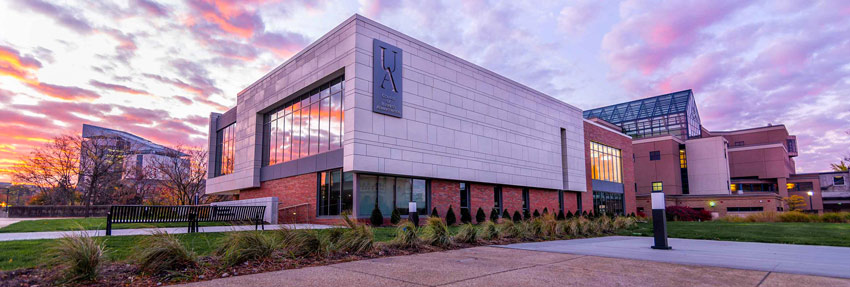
[{"x1": 806, "y1": 191, "x2": 814, "y2": 212}]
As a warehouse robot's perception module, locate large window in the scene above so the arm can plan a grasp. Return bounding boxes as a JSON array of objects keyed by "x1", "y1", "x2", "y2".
[
  {"x1": 459, "y1": 182, "x2": 470, "y2": 211},
  {"x1": 493, "y1": 186, "x2": 503, "y2": 212},
  {"x1": 263, "y1": 76, "x2": 344, "y2": 166},
  {"x1": 357, "y1": 175, "x2": 428, "y2": 217},
  {"x1": 727, "y1": 207, "x2": 763, "y2": 212},
  {"x1": 593, "y1": 191, "x2": 624, "y2": 215},
  {"x1": 590, "y1": 142, "x2": 623, "y2": 183},
  {"x1": 317, "y1": 169, "x2": 353, "y2": 216},
  {"x1": 787, "y1": 182, "x2": 813, "y2": 192},
  {"x1": 737, "y1": 183, "x2": 777, "y2": 192},
  {"x1": 215, "y1": 123, "x2": 235, "y2": 176}
]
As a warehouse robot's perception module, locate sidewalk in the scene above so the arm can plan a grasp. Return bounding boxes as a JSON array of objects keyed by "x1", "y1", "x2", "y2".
[
  {"x1": 177, "y1": 246, "x2": 850, "y2": 287},
  {"x1": 0, "y1": 224, "x2": 335, "y2": 241}
]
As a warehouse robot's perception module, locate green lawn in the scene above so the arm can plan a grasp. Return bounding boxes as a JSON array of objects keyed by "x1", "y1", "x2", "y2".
[
  {"x1": 0, "y1": 217, "x2": 232, "y2": 233},
  {"x1": 620, "y1": 221, "x2": 850, "y2": 247}
]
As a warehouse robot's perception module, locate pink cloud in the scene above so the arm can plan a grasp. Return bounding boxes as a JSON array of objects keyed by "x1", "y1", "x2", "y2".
[{"x1": 89, "y1": 80, "x2": 151, "y2": 96}]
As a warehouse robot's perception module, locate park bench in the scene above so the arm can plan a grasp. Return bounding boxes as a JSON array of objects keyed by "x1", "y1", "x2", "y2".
[{"x1": 106, "y1": 205, "x2": 266, "y2": 236}]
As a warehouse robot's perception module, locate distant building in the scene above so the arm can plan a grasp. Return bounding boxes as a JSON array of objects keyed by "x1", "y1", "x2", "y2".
[
  {"x1": 584, "y1": 90, "x2": 823, "y2": 216},
  {"x1": 816, "y1": 171, "x2": 849, "y2": 212}
]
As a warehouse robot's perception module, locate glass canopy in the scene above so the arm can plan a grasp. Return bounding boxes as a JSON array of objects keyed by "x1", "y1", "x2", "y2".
[{"x1": 583, "y1": 90, "x2": 702, "y2": 140}]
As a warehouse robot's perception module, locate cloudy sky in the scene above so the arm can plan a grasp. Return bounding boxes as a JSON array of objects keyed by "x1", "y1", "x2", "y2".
[{"x1": 1, "y1": 0, "x2": 848, "y2": 182}]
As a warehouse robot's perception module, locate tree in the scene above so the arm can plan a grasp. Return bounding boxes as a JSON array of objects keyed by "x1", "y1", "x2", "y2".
[
  {"x1": 10, "y1": 135, "x2": 80, "y2": 205},
  {"x1": 475, "y1": 207, "x2": 486, "y2": 224},
  {"x1": 149, "y1": 146, "x2": 208, "y2": 205},
  {"x1": 512, "y1": 211, "x2": 522, "y2": 222},
  {"x1": 523, "y1": 209, "x2": 532, "y2": 220},
  {"x1": 370, "y1": 204, "x2": 383, "y2": 226},
  {"x1": 445, "y1": 206, "x2": 457, "y2": 226},
  {"x1": 390, "y1": 208, "x2": 401, "y2": 225},
  {"x1": 532, "y1": 209, "x2": 540, "y2": 218},
  {"x1": 460, "y1": 207, "x2": 472, "y2": 223},
  {"x1": 831, "y1": 161, "x2": 849, "y2": 172},
  {"x1": 501, "y1": 209, "x2": 510, "y2": 219},
  {"x1": 784, "y1": 195, "x2": 806, "y2": 211},
  {"x1": 489, "y1": 208, "x2": 499, "y2": 222},
  {"x1": 431, "y1": 207, "x2": 439, "y2": 218},
  {"x1": 78, "y1": 134, "x2": 130, "y2": 211}
]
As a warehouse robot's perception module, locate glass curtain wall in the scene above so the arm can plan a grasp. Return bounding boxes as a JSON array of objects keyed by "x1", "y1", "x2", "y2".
[
  {"x1": 582, "y1": 90, "x2": 701, "y2": 140},
  {"x1": 357, "y1": 175, "x2": 428, "y2": 217},
  {"x1": 593, "y1": 191, "x2": 624, "y2": 215},
  {"x1": 262, "y1": 76, "x2": 344, "y2": 166},
  {"x1": 317, "y1": 169, "x2": 353, "y2": 216},
  {"x1": 215, "y1": 123, "x2": 235, "y2": 176},
  {"x1": 589, "y1": 142, "x2": 622, "y2": 183}
]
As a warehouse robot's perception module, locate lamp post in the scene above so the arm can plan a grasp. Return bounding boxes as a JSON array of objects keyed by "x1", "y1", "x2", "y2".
[
  {"x1": 806, "y1": 191, "x2": 814, "y2": 212},
  {"x1": 650, "y1": 189, "x2": 671, "y2": 250}
]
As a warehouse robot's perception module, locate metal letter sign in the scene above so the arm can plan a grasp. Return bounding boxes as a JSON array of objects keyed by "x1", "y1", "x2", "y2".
[{"x1": 373, "y1": 39, "x2": 403, "y2": 118}]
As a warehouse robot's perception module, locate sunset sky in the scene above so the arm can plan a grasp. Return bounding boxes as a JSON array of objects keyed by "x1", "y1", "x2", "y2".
[{"x1": 1, "y1": 0, "x2": 848, "y2": 182}]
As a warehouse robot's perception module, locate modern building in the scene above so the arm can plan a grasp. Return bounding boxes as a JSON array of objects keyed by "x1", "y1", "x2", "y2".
[
  {"x1": 205, "y1": 15, "x2": 636, "y2": 224},
  {"x1": 584, "y1": 91, "x2": 824, "y2": 216},
  {"x1": 816, "y1": 171, "x2": 849, "y2": 212}
]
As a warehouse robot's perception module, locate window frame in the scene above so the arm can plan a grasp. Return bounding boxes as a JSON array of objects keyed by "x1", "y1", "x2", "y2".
[{"x1": 649, "y1": 151, "x2": 661, "y2": 161}]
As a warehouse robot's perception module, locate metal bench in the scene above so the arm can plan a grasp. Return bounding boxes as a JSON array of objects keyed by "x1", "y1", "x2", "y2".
[{"x1": 105, "y1": 205, "x2": 266, "y2": 236}]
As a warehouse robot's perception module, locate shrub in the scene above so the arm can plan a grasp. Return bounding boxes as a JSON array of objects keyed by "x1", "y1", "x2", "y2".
[
  {"x1": 512, "y1": 211, "x2": 522, "y2": 222},
  {"x1": 47, "y1": 232, "x2": 105, "y2": 283},
  {"x1": 135, "y1": 230, "x2": 196, "y2": 276},
  {"x1": 566, "y1": 210, "x2": 573, "y2": 218},
  {"x1": 783, "y1": 195, "x2": 806, "y2": 211},
  {"x1": 523, "y1": 209, "x2": 532, "y2": 220},
  {"x1": 665, "y1": 206, "x2": 711, "y2": 221},
  {"x1": 279, "y1": 229, "x2": 322, "y2": 257},
  {"x1": 217, "y1": 231, "x2": 279, "y2": 266},
  {"x1": 556, "y1": 210, "x2": 565, "y2": 220},
  {"x1": 502, "y1": 209, "x2": 510, "y2": 220},
  {"x1": 554, "y1": 220, "x2": 568, "y2": 238},
  {"x1": 370, "y1": 204, "x2": 384, "y2": 226},
  {"x1": 454, "y1": 223, "x2": 479, "y2": 243},
  {"x1": 497, "y1": 220, "x2": 522, "y2": 239},
  {"x1": 338, "y1": 211, "x2": 375, "y2": 253},
  {"x1": 822, "y1": 212, "x2": 849, "y2": 223},
  {"x1": 479, "y1": 221, "x2": 499, "y2": 240},
  {"x1": 431, "y1": 207, "x2": 439, "y2": 218},
  {"x1": 613, "y1": 216, "x2": 636, "y2": 230},
  {"x1": 743, "y1": 211, "x2": 779, "y2": 223},
  {"x1": 566, "y1": 218, "x2": 580, "y2": 237},
  {"x1": 460, "y1": 207, "x2": 472, "y2": 224},
  {"x1": 446, "y1": 206, "x2": 457, "y2": 226},
  {"x1": 581, "y1": 211, "x2": 587, "y2": 217},
  {"x1": 390, "y1": 208, "x2": 401, "y2": 225},
  {"x1": 476, "y1": 207, "x2": 487, "y2": 224},
  {"x1": 489, "y1": 208, "x2": 500, "y2": 222},
  {"x1": 527, "y1": 217, "x2": 545, "y2": 238},
  {"x1": 390, "y1": 221, "x2": 420, "y2": 248},
  {"x1": 542, "y1": 208, "x2": 549, "y2": 215},
  {"x1": 779, "y1": 211, "x2": 810, "y2": 222},
  {"x1": 532, "y1": 209, "x2": 541, "y2": 218},
  {"x1": 421, "y1": 217, "x2": 452, "y2": 247}
]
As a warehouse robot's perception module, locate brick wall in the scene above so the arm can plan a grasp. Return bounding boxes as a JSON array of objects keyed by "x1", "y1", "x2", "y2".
[
  {"x1": 502, "y1": 186, "x2": 523, "y2": 216},
  {"x1": 470, "y1": 183, "x2": 496, "y2": 215},
  {"x1": 431, "y1": 179, "x2": 460, "y2": 217},
  {"x1": 240, "y1": 173, "x2": 317, "y2": 223},
  {"x1": 584, "y1": 120, "x2": 637, "y2": 215},
  {"x1": 529, "y1": 188, "x2": 559, "y2": 214},
  {"x1": 635, "y1": 194, "x2": 782, "y2": 217}
]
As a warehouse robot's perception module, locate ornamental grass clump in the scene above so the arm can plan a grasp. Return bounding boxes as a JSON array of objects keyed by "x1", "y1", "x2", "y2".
[
  {"x1": 135, "y1": 230, "x2": 197, "y2": 276},
  {"x1": 47, "y1": 231, "x2": 105, "y2": 283},
  {"x1": 453, "y1": 223, "x2": 479, "y2": 244},
  {"x1": 279, "y1": 229, "x2": 323, "y2": 257},
  {"x1": 497, "y1": 220, "x2": 520, "y2": 239},
  {"x1": 421, "y1": 217, "x2": 453, "y2": 247},
  {"x1": 337, "y1": 211, "x2": 375, "y2": 253},
  {"x1": 613, "y1": 216, "x2": 636, "y2": 230},
  {"x1": 779, "y1": 211, "x2": 810, "y2": 222},
  {"x1": 390, "y1": 221, "x2": 421, "y2": 248},
  {"x1": 216, "y1": 231, "x2": 280, "y2": 266},
  {"x1": 479, "y1": 221, "x2": 499, "y2": 240}
]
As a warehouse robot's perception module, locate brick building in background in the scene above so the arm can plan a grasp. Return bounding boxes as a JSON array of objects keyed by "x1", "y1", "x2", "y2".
[
  {"x1": 584, "y1": 91, "x2": 824, "y2": 217},
  {"x1": 204, "y1": 15, "x2": 604, "y2": 224}
]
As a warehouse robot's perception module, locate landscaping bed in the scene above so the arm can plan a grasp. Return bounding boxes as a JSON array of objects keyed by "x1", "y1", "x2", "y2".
[{"x1": 0, "y1": 212, "x2": 639, "y2": 287}]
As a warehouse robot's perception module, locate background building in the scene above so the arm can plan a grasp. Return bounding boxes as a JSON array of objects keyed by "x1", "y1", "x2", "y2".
[
  {"x1": 584, "y1": 91, "x2": 823, "y2": 216},
  {"x1": 205, "y1": 15, "x2": 600, "y2": 224},
  {"x1": 817, "y1": 171, "x2": 849, "y2": 212}
]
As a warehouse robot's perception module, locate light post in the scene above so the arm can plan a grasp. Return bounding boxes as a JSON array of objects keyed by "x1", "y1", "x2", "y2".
[
  {"x1": 807, "y1": 191, "x2": 814, "y2": 212},
  {"x1": 651, "y1": 189, "x2": 671, "y2": 250}
]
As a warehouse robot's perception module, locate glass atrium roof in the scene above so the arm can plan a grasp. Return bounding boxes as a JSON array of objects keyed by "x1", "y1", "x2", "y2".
[{"x1": 582, "y1": 90, "x2": 695, "y2": 124}]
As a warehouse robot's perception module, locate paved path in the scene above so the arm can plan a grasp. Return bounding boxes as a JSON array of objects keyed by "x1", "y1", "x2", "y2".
[
  {"x1": 503, "y1": 236, "x2": 850, "y2": 279},
  {"x1": 178, "y1": 246, "x2": 850, "y2": 287},
  {"x1": 0, "y1": 224, "x2": 334, "y2": 241},
  {"x1": 0, "y1": 217, "x2": 73, "y2": 229}
]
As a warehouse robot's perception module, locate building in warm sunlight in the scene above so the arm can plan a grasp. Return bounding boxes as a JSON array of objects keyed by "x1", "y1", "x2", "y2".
[
  {"x1": 584, "y1": 91, "x2": 824, "y2": 216},
  {"x1": 205, "y1": 15, "x2": 622, "y2": 224}
]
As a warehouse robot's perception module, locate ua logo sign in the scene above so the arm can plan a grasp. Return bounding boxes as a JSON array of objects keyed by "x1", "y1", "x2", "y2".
[{"x1": 372, "y1": 39, "x2": 403, "y2": 118}]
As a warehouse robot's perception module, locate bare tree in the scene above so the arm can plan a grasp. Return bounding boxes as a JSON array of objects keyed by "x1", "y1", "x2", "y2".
[
  {"x1": 10, "y1": 135, "x2": 80, "y2": 205},
  {"x1": 77, "y1": 135, "x2": 128, "y2": 208},
  {"x1": 149, "y1": 146, "x2": 208, "y2": 205},
  {"x1": 121, "y1": 162, "x2": 160, "y2": 204}
]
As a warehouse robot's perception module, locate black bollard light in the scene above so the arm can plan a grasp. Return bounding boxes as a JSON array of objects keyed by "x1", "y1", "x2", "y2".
[
  {"x1": 651, "y1": 190, "x2": 672, "y2": 250},
  {"x1": 409, "y1": 202, "x2": 419, "y2": 226}
]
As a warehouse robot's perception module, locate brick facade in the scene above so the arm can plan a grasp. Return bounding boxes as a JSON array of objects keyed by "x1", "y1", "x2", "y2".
[
  {"x1": 470, "y1": 183, "x2": 496, "y2": 215},
  {"x1": 635, "y1": 194, "x2": 783, "y2": 218},
  {"x1": 502, "y1": 186, "x2": 524, "y2": 216},
  {"x1": 240, "y1": 173, "x2": 317, "y2": 223},
  {"x1": 529, "y1": 188, "x2": 559, "y2": 214},
  {"x1": 584, "y1": 120, "x2": 637, "y2": 215},
  {"x1": 430, "y1": 179, "x2": 460, "y2": 217}
]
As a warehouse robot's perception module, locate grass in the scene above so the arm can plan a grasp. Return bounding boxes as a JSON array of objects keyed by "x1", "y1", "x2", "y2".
[
  {"x1": 0, "y1": 225, "x2": 465, "y2": 271},
  {"x1": 619, "y1": 221, "x2": 850, "y2": 247},
  {"x1": 0, "y1": 217, "x2": 233, "y2": 233}
]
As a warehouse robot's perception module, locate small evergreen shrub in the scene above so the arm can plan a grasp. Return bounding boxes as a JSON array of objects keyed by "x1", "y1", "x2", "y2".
[
  {"x1": 446, "y1": 206, "x2": 457, "y2": 226},
  {"x1": 532, "y1": 209, "x2": 540, "y2": 218},
  {"x1": 489, "y1": 208, "x2": 500, "y2": 222},
  {"x1": 476, "y1": 207, "x2": 487, "y2": 224},
  {"x1": 556, "y1": 210, "x2": 565, "y2": 220},
  {"x1": 390, "y1": 208, "x2": 402, "y2": 225},
  {"x1": 370, "y1": 204, "x2": 384, "y2": 226},
  {"x1": 460, "y1": 207, "x2": 472, "y2": 224},
  {"x1": 542, "y1": 208, "x2": 549, "y2": 215},
  {"x1": 453, "y1": 223, "x2": 479, "y2": 243},
  {"x1": 523, "y1": 209, "x2": 532, "y2": 220},
  {"x1": 431, "y1": 207, "x2": 439, "y2": 218},
  {"x1": 512, "y1": 211, "x2": 522, "y2": 222},
  {"x1": 566, "y1": 210, "x2": 573, "y2": 218},
  {"x1": 502, "y1": 209, "x2": 510, "y2": 219}
]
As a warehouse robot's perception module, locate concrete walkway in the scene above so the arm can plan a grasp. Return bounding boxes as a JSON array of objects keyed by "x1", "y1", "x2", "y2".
[
  {"x1": 503, "y1": 236, "x2": 850, "y2": 279},
  {"x1": 0, "y1": 224, "x2": 335, "y2": 241},
  {"x1": 178, "y1": 246, "x2": 850, "y2": 287},
  {"x1": 0, "y1": 217, "x2": 70, "y2": 229}
]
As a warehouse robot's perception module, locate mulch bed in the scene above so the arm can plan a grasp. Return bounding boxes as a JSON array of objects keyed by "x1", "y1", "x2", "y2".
[{"x1": 0, "y1": 238, "x2": 533, "y2": 287}]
